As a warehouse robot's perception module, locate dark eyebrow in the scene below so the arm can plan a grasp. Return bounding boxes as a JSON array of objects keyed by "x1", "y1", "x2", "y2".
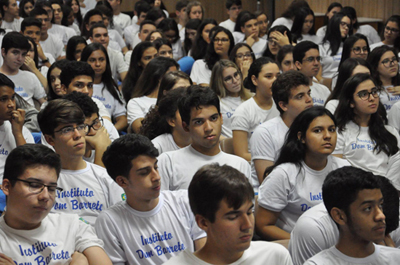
[
  {"x1": 360, "y1": 197, "x2": 384, "y2": 206},
  {"x1": 136, "y1": 160, "x2": 158, "y2": 172},
  {"x1": 224, "y1": 204, "x2": 254, "y2": 216}
]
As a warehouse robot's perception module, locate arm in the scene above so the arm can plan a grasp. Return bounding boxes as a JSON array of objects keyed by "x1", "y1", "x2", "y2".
[
  {"x1": 0, "y1": 253, "x2": 15, "y2": 265},
  {"x1": 232, "y1": 130, "x2": 251, "y2": 161},
  {"x1": 245, "y1": 33, "x2": 257, "y2": 47},
  {"x1": 11, "y1": 109, "x2": 27, "y2": 147},
  {"x1": 255, "y1": 205, "x2": 290, "y2": 240},
  {"x1": 254, "y1": 159, "x2": 274, "y2": 184},
  {"x1": 36, "y1": 43, "x2": 51, "y2": 68},
  {"x1": 194, "y1": 237, "x2": 207, "y2": 250},
  {"x1": 119, "y1": 71, "x2": 127, "y2": 81},
  {"x1": 82, "y1": 246, "x2": 112, "y2": 265},
  {"x1": 37, "y1": 97, "x2": 47, "y2": 105},
  {"x1": 22, "y1": 57, "x2": 48, "y2": 92},
  {"x1": 114, "y1": 115, "x2": 127, "y2": 131},
  {"x1": 131, "y1": 118, "x2": 143, "y2": 134},
  {"x1": 70, "y1": 251, "x2": 89, "y2": 265},
  {"x1": 85, "y1": 126, "x2": 112, "y2": 168}
]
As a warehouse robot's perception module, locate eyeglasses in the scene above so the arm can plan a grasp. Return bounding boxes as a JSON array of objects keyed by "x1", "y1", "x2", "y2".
[
  {"x1": 352, "y1": 46, "x2": 368, "y2": 54},
  {"x1": 15, "y1": 179, "x2": 63, "y2": 196},
  {"x1": 303, "y1": 56, "x2": 322, "y2": 63},
  {"x1": 385, "y1": 26, "x2": 399, "y2": 34},
  {"x1": 236, "y1": 52, "x2": 253, "y2": 59},
  {"x1": 224, "y1": 71, "x2": 241, "y2": 84},
  {"x1": 357, "y1": 88, "x2": 381, "y2": 101},
  {"x1": 340, "y1": 22, "x2": 351, "y2": 29},
  {"x1": 381, "y1": 57, "x2": 398, "y2": 68},
  {"x1": 213, "y1": 38, "x2": 229, "y2": 43},
  {"x1": 54, "y1": 124, "x2": 89, "y2": 136},
  {"x1": 87, "y1": 118, "x2": 103, "y2": 132},
  {"x1": 229, "y1": 6, "x2": 242, "y2": 11}
]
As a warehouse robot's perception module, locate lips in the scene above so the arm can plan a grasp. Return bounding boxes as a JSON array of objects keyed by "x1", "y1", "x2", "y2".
[
  {"x1": 205, "y1": 135, "x2": 216, "y2": 140},
  {"x1": 74, "y1": 142, "x2": 84, "y2": 148},
  {"x1": 239, "y1": 234, "x2": 252, "y2": 241}
]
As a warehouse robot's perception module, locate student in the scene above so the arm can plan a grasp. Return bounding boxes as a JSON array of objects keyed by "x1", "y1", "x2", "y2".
[
  {"x1": 29, "y1": 7, "x2": 65, "y2": 61},
  {"x1": 316, "y1": 2, "x2": 342, "y2": 37},
  {"x1": 153, "y1": 37, "x2": 173, "y2": 58},
  {"x1": 0, "y1": 144, "x2": 113, "y2": 264},
  {"x1": 255, "y1": 106, "x2": 349, "y2": 241},
  {"x1": 277, "y1": 45, "x2": 295, "y2": 72},
  {"x1": 290, "y1": 173, "x2": 400, "y2": 265},
  {"x1": 270, "y1": 0, "x2": 310, "y2": 30},
  {"x1": 157, "y1": 18, "x2": 184, "y2": 60},
  {"x1": 333, "y1": 73, "x2": 400, "y2": 176},
  {"x1": 210, "y1": 59, "x2": 251, "y2": 138},
  {"x1": 127, "y1": 56, "x2": 178, "y2": 133},
  {"x1": 66, "y1": 35, "x2": 87, "y2": 61},
  {"x1": 158, "y1": 85, "x2": 251, "y2": 191},
  {"x1": 19, "y1": 0, "x2": 34, "y2": 18},
  {"x1": 367, "y1": 46, "x2": 400, "y2": 112},
  {"x1": 107, "y1": 0, "x2": 131, "y2": 29},
  {"x1": 61, "y1": 5, "x2": 79, "y2": 36},
  {"x1": 124, "y1": 1, "x2": 150, "y2": 49},
  {"x1": 232, "y1": 57, "x2": 280, "y2": 163},
  {"x1": 183, "y1": 18, "x2": 201, "y2": 56},
  {"x1": 46, "y1": 59, "x2": 69, "y2": 101},
  {"x1": 304, "y1": 166, "x2": 400, "y2": 264},
  {"x1": 250, "y1": 70, "x2": 313, "y2": 186},
  {"x1": 65, "y1": 0, "x2": 83, "y2": 29},
  {"x1": 262, "y1": 25, "x2": 293, "y2": 60},
  {"x1": 175, "y1": 0, "x2": 188, "y2": 41},
  {"x1": 88, "y1": 22, "x2": 128, "y2": 82},
  {"x1": 190, "y1": 26, "x2": 234, "y2": 86},
  {"x1": 255, "y1": 10, "x2": 269, "y2": 40},
  {"x1": 219, "y1": 0, "x2": 242, "y2": 33},
  {"x1": 239, "y1": 12, "x2": 266, "y2": 59},
  {"x1": 51, "y1": 0, "x2": 63, "y2": 25},
  {"x1": 0, "y1": 0, "x2": 22, "y2": 31},
  {"x1": 0, "y1": 32, "x2": 46, "y2": 107},
  {"x1": 370, "y1": 15, "x2": 400, "y2": 52},
  {"x1": 293, "y1": 41, "x2": 331, "y2": 106},
  {"x1": 186, "y1": 1, "x2": 203, "y2": 21},
  {"x1": 338, "y1": 33, "x2": 370, "y2": 67},
  {"x1": 81, "y1": 8, "x2": 104, "y2": 39},
  {"x1": 291, "y1": 7, "x2": 322, "y2": 44},
  {"x1": 128, "y1": 19, "x2": 157, "y2": 50},
  {"x1": 165, "y1": 163, "x2": 293, "y2": 265},
  {"x1": 190, "y1": 18, "x2": 217, "y2": 60},
  {"x1": 229, "y1": 43, "x2": 255, "y2": 80},
  {"x1": 81, "y1": 43, "x2": 127, "y2": 131},
  {"x1": 95, "y1": 134, "x2": 206, "y2": 264},
  {"x1": 0, "y1": 73, "x2": 34, "y2": 181},
  {"x1": 38, "y1": 99, "x2": 124, "y2": 225}
]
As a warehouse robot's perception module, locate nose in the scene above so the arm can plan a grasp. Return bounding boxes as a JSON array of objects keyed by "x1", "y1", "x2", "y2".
[
  {"x1": 82, "y1": 86, "x2": 89, "y2": 94},
  {"x1": 8, "y1": 98, "x2": 15, "y2": 108},
  {"x1": 204, "y1": 120, "x2": 213, "y2": 132},
  {"x1": 323, "y1": 129, "x2": 332, "y2": 139},
  {"x1": 38, "y1": 186, "x2": 51, "y2": 201},
  {"x1": 152, "y1": 169, "x2": 161, "y2": 182},
  {"x1": 241, "y1": 214, "x2": 253, "y2": 231},
  {"x1": 305, "y1": 93, "x2": 313, "y2": 103},
  {"x1": 375, "y1": 206, "x2": 386, "y2": 222}
]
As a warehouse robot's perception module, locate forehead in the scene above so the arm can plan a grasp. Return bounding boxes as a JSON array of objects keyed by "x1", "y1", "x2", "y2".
[
  {"x1": 84, "y1": 112, "x2": 98, "y2": 123},
  {"x1": 51, "y1": 3, "x2": 61, "y2": 9},
  {"x1": 387, "y1": 21, "x2": 399, "y2": 29},
  {"x1": 89, "y1": 15, "x2": 103, "y2": 23},
  {"x1": 244, "y1": 19, "x2": 258, "y2": 26},
  {"x1": 130, "y1": 155, "x2": 157, "y2": 172},
  {"x1": 355, "y1": 79, "x2": 375, "y2": 93},
  {"x1": 89, "y1": 49, "x2": 106, "y2": 58},
  {"x1": 215, "y1": 31, "x2": 228, "y2": 38},
  {"x1": 289, "y1": 84, "x2": 310, "y2": 97},
  {"x1": 381, "y1": 51, "x2": 396, "y2": 60},
  {"x1": 350, "y1": 189, "x2": 383, "y2": 209},
  {"x1": 190, "y1": 5, "x2": 202, "y2": 12},
  {"x1": 35, "y1": 14, "x2": 48, "y2": 19},
  {"x1": 69, "y1": 75, "x2": 93, "y2": 85},
  {"x1": 93, "y1": 27, "x2": 108, "y2": 34},
  {"x1": 353, "y1": 39, "x2": 367, "y2": 46},
  {"x1": 259, "y1": 63, "x2": 280, "y2": 74},
  {"x1": 215, "y1": 199, "x2": 252, "y2": 217},
  {"x1": 19, "y1": 165, "x2": 58, "y2": 182},
  {"x1": 159, "y1": 44, "x2": 171, "y2": 50},
  {"x1": 142, "y1": 47, "x2": 157, "y2": 56},
  {"x1": 7, "y1": 48, "x2": 26, "y2": 54},
  {"x1": 237, "y1": 46, "x2": 250, "y2": 53},
  {"x1": 190, "y1": 105, "x2": 218, "y2": 119},
  {"x1": 142, "y1": 24, "x2": 156, "y2": 31},
  {"x1": 0, "y1": 85, "x2": 14, "y2": 95},
  {"x1": 304, "y1": 48, "x2": 319, "y2": 57},
  {"x1": 24, "y1": 25, "x2": 41, "y2": 32},
  {"x1": 223, "y1": 66, "x2": 237, "y2": 76},
  {"x1": 307, "y1": 115, "x2": 334, "y2": 129},
  {"x1": 341, "y1": 16, "x2": 351, "y2": 23}
]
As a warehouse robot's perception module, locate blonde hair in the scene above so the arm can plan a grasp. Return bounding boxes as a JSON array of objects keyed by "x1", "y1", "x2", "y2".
[{"x1": 210, "y1": 59, "x2": 251, "y2": 100}]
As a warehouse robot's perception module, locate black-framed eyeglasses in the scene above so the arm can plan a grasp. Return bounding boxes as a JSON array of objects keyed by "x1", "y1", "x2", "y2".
[
  {"x1": 15, "y1": 179, "x2": 63, "y2": 196},
  {"x1": 229, "y1": 6, "x2": 242, "y2": 11},
  {"x1": 303, "y1": 56, "x2": 322, "y2": 63},
  {"x1": 54, "y1": 124, "x2": 89, "y2": 136},
  {"x1": 385, "y1": 26, "x2": 399, "y2": 33},
  {"x1": 352, "y1": 46, "x2": 368, "y2": 55},
  {"x1": 236, "y1": 52, "x2": 254, "y2": 59},
  {"x1": 87, "y1": 118, "x2": 104, "y2": 132},
  {"x1": 213, "y1": 38, "x2": 229, "y2": 43},
  {"x1": 357, "y1": 88, "x2": 381, "y2": 101},
  {"x1": 224, "y1": 71, "x2": 241, "y2": 84},
  {"x1": 381, "y1": 57, "x2": 398, "y2": 68}
]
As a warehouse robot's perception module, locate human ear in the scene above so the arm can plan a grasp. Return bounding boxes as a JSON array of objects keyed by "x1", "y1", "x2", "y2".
[
  {"x1": 1, "y1": 179, "x2": 11, "y2": 196},
  {"x1": 251, "y1": 75, "x2": 258, "y2": 87},
  {"x1": 241, "y1": 26, "x2": 245, "y2": 33},
  {"x1": 182, "y1": 121, "x2": 190, "y2": 132},
  {"x1": 44, "y1": 134, "x2": 55, "y2": 147},
  {"x1": 115, "y1": 175, "x2": 128, "y2": 188},
  {"x1": 61, "y1": 84, "x2": 68, "y2": 94},
  {"x1": 195, "y1": 214, "x2": 209, "y2": 232},
  {"x1": 331, "y1": 207, "x2": 347, "y2": 225},
  {"x1": 294, "y1": 61, "x2": 302, "y2": 71},
  {"x1": 297, "y1": 131, "x2": 305, "y2": 143},
  {"x1": 278, "y1": 101, "x2": 288, "y2": 112},
  {"x1": 167, "y1": 117, "x2": 176, "y2": 128}
]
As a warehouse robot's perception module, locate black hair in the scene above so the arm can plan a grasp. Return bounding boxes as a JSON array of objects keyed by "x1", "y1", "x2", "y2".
[
  {"x1": 291, "y1": 7, "x2": 316, "y2": 42},
  {"x1": 175, "y1": 0, "x2": 188, "y2": 11},
  {"x1": 38, "y1": 99, "x2": 85, "y2": 136},
  {"x1": 61, "y1": 4, "x2": 73, "y2": 27},
  {"x1": 272, "y1": 70, "x2": 310, "y2": 114},
  {"x1": 19, "y1": 0, "x2": 35, "y2": 18},
  {"x1": 95, "y1": 4, "x2": 114, "y2": 29},
  {"x1": 145, "y1": 7, "x2": 166, "y2": 23},
  {"x1": 339, "y1": 33, "x2": 370, "y2": 68},
  {"x1": 140, "y1": 87, "x2": 186, "y2": 139},
  {"x1": 81, "y1": 43, "x2": 123, "y2": 105},
  {"x1": 139, "y1": 19, "x2": 156, "y2": 31},
  {"x1": 382, "y1": 15, "x2": 400, "y2": 50},
  {"x1": 1, "y1": 32, "x2": 30, "y2": 53},
  {"x1": 379, "y1": 176, "x2": 399, "y2": 234},
  {"x1": 136, "y1": 0, "x2": 151, "y2": 17},
  {"x1": 322, "y1": 12, "x2": 350, "y2": 56},
  {"x1": 81, "y1": 9, "x2": 103, "y2": 39},
  {"x1": 367, "y1": 45, "x2": 400, "y2": 87},
  {"x1": 21, "y1": 17, "x2": 42, "y2": 32},
  {"x1": 88, "y1": 22, "x2": 107, "y2": 38},
  {"x1": 24, "y1": 36, "x2": 38, "y2": 69},
  {"x1": 323, "y1": 166, "x2": 381, "y2": 226},
  {"x1": 281, "y1": 0, "x2": 310, "y2": 18},
  {"x1": 191, "y1": 18, "x2": 217, "y2": 60},
  {"x1": 66, "y1": 35, "x2": 87, "y2": 61},
  {"x1": 341, "y1": 6, "x2": 358, "y2": 32},
  {"x1": 156, "y1": 71, "x2": 192, "y2": 103},
  {"x1": 62, "y1": 91, "x2": 99, "y2": 118},
  {"x1": 178, "y1": 85, "x2": 220, "y2": 125},
  {"x1": 47, "y1": 59, "x2": 69, "y2": 100},
  {"x1": 243, "y1": 57, "x2": 277, "y2": 93},
  {"x1": 277, "y1": 45, "x2": 294, "y2": 69},
  {"x1": 238, "y1": 12, "x2": 256, "y2": 29},
  {"x1": 102, "y1": 134, "x2": 159, "y2": 181},
  {"x1": 4, "y1": 144, "x2": 61, "y2": 185},
  {"x1": 121, "y1": 41, "x2": 155, "y2": 102},
  {"x1": 157, "y1": 18, "x2": 179, "y2": 44},
  {"x1": 189, "y1": 163, "x2": 254, "y2": 223},
  {"x1": 0, "y1": 72, "x2": 14, "y2": 88},
  {"x1": 234, "y1": 10, "x2": 250, "y2": 32},
  {"x1": 64, "y1": 0, "x2": 82, "y2": 28},
  {"x1": 264, "y1": 106, "x2": 336, "y2": 176},
  {"x1": 262, "y1": 25, "x2": 293, "y2": 59},
  {"x1": 29, "y1": 6, "x2": 48, "y2": 18},
  {"x1": 335, "y1": 73, "x2": 398, "y2": 156},
  {"x1": 50, "y1": 0, "x2": 62, "y2": 24},
  {"x1": 226, "y1": 0, "x2": 241, "y2": 9},
  {"x1": 183, "y1": 18, "x2": 201, "y2": 55},
  {"x1": 153, "y1": 37, "x2": 171, "y2": 48},
  {"x1": 293, "y1": 40, "x2": 319, "y2": 64},
  {"x1": 323, "y1": 2, "x2": 342, "y2": 26},
  {"x1": 145, "y1": 29, "x2": 166, "y2": 41},
  {"x1": 0, "y1": 0, "x2": 9, "y2": 17},
  {"x1": 229, "y1": 43, "x2": 255, "y2": 68},
  {"x1": 205, "y1": 26, "x2": 234, "y2": 71},
  {"x1": 60, "y1": 60, "x2": 94, "y2": 88}
]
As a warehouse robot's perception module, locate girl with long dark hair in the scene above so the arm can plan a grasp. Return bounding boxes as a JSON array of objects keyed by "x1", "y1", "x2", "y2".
[
  {"x1": 190, "y1": 18, "x2": 217, "y2": 60},
  {"x1": 291, "y1": 7, "x2": 321, "y2": 44}
]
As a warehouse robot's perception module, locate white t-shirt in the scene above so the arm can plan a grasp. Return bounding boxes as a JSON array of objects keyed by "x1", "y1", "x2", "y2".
[
  {"x1": 69, "y1": 23, "x2": 81, "y2": 35},
  {"x1": 190, "y1": 60, "x2": 212, "y2": 85},
  {"x1": 219, "y1": 19, "x2": 236, "y2": 33},
  {"x1": 233, "y1": 31, "x2": 245, "y2": 44},
  {"x1": 220, "y1": 96, "x2": 244, "y2": 138},
  {"x1": 258, "y1": 156, "x2": 349, "y2": 233},
  {"x1": 52, "y1": 161, "x2": 125, "y2": 225},
  {"x1": 319, "y1": 42, "x2": 343, "y2": 78},
  {"x1": 158, "y1": 145, "x2": 252, "y2": 191},
  {"x1": 248, "y1": 38, "x2": 267, "y2": 59},
  {"x1": 316, "y1": 26, "x2": 326, "y2": 38},
  {"x1": 109, "y1": 29, "x2": 126, "y2": 51},
  {"x1": 7, "y1": 70, "x2": 46, "y2": 106},
  {"x1": 127, "y1": 96, "x2": 157, "y2": 126},
  {"x1": 0, "y1": 17, "x2": 22, "y2": 31},
  {"x1": 380, "y1": 86, "x2": 400, "y2": 112},
  {"x1": 50, "y1": 24, "x2": 76, "y2": 45},
  {"x1": 333, "y1": 121, "x2": 400, "y2": 176},
  {"x1": 356, "y1": 25, "x2": 381, "y2": 45},
  {"x1": 0, "y1": 213, "x2": 103, "y2": 264},
  {"x1": 107, "y1": 47, "x2": 128, "y2": 82},
  {"x1": 0, "y1": 121, "x2": 34, "y2": 182},
  {"x1": 95, "y1": 190, "x2": 206, "y2": 265},
  {"x1": 388, "y1": 100, "x2": 400, "y2": 132},
  {"x1": 113, "y1": 13, "x2": 131, "y2": 29},
  {"x1": 124, "y1": 23, "x2": 140, "y2": 48},
  {"x1": 297, "y1": 34, "x2": 323, "y2": 45},
  {"x1": 164, "y1": 241, "x2": 293, "y2": 265},
  {"x1": 92, "y1": 83, "x2": 126, "y2": 119},
  {"x1": 311, "y1": 82, "x2": 331, "y2": 106},
  {"x1": 152, "y1": 133, "x2": 180, "y2": 155},
  {"x1": 40, "y1": 33, "x2": 65, "y2": 60},
  {"x1": 304, "y1": 245, "x2": 400, "y2": 265},
  {"x1": 271, "y1": 17, "x2": 293, "y2": 30},
  {"x1": 325, "y1": 99, "x2": 338, "y2": 115}
]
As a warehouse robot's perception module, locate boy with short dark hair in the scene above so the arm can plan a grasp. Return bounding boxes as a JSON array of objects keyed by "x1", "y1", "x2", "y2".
[
  {"x1": 219, "y1": 0, "x2": 242, "y2": 33},
  {"x1": 0, "y1": 144, "x2": 112, "y2": 264},
  {"x1": 158, "y1": 85, "x2": 251, "y2": 191},
  {"x1": 124, "y1": 0, "x2": 151, "y2": 48},
  {"x1": 176, "y1": 0, "x2": 189, "y2": 40},
  {"x1": 165, "y1": 164, "x2": 293, "y2": 264},
  {"x1": 0, "y1": 0, "x2": 21, "y2": 31},
  {"x1": 293, "y1": 41, "x2": 330, "y2": 106},
  {"x1": 250, "y1": 70, "x2": 313, "y2": 186},
  {"x1": 305, "y1": 166, "x2": 400, "y2": 264},
  {"x1": 96, "y1": 134, "x2": 206, "y2": 264},
  {"x1": 239, "y1": 12, "x2": 266, "y2": 58}
]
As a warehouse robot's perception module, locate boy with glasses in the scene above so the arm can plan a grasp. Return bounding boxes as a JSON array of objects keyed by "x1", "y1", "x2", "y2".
[
  {"x1": 219, "y1": 0, "x2": 242, "y2": 33},
  {"x1": 0, "y1": 144, "x2": 113, "y2": 264}
]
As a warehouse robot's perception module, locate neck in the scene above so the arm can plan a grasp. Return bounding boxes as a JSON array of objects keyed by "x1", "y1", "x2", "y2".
[
  {"x1": 40, "y1": 31, "x2": 48, "y2": 41},
  {"x1": 94, "y1": 75, "x2": 102, "y2": 84},
  {"x1": 309, "y1": 76, "x2": 314, "y2": 85},
  {"x1": 230, "y1": 17, "x2": 236, "y2": 23},
  {"x1": 60, "y1": 156, "x2": 87, "y2": 170},
  {"x1": 253, "y1": 93, "x2": 273, "y2": 110},
  {"x1": 48, "y1": 23, "x2": 52, "y2": 29},
  {"x1": 354, "y1": 113, "x2": 371, "y2": 127},
  {"x1": 304, "y1": 153, "x2": 328, "y2": 171},
  {"x1": 380, "y1": 75, "x2": 393, "y2": 87},
  {"x1": 113, "y1": 7, "x2": 121, "y2": 16},
  {"x1": 4, "y1": 213, "x2": 41, "y2": 230},
  {"x1": 127, "y1": 196, "x2": 159, "y2": 212},
  {"x1": 336, "y1": 231, "x2": 376, "y2": 258},
  {"x1": 383, "y1": 39, "x2": 394, "y2": 45},
  {"x1": 195, "y1": 241, "x2": 244, "y2": 264},
  {"x1": 0, "y1": 64, "x2": 18, "y2": 75},
  {"x1": 220, "y1": 54, "x2": 229, "y2": 60},
  {"x1": 281, "y1": 113, "x2": 295, "y2": 128},
  {"x1": 3, "y1": 13, "x2": 14, "y2": 22},
  {"x1": 148, "y1": 89, "x2": 159, "y2": 98},
  {"x1": 191, "y1": 142, "x2": 220, "y2": 156},
  {"x1": 171, "y1": 130, "x2": 191, "y2": 148}
]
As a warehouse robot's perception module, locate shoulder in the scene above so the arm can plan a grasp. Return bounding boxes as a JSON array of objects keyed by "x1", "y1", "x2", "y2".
[{"x1": 330, "y1": 156, "x2": 351, "y2": 167}]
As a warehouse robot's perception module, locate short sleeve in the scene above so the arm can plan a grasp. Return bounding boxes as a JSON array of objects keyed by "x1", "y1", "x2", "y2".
[
  {"x1": 250, "y1": 125, "x2": 276, "y2": 161},
  {"x1": 115, "y1": 50, "x2": 128, "y2": 74},
  {"x1": 158, "y1": 152, "x2": 173, "y2": 191},
  {"x1": 332, "y1": 129, "x2": 344, "y2": 155},
  {"x1": 231, "y1": 106, "x2": 250, "y2": 132},
  {"x1": 127, "y1": 98, "x2": 144, "y2": 125},
  {"x1": 32, "y1": 75, "x2": 46, "y2": 100},
  {"x1": 75, "y1": 217, "x2": 104, "y2": 252}
]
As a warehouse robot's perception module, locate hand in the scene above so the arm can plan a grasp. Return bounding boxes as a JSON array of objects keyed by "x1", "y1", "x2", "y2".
[
  {"x1": 10, "y1": 108, "x2": 25, "y2": 136},
  {"x1": 22, "y1": 56, "x2": 37, "y2": 72},
  {"x1": 36, "y1": 43, "x2": 47, "y2": 61},
  {"x1": 0, "y1": 253, "x2": 15, "y2": 265},
  {"x1": 245, "y1": 32, "x2": 257, "y2": 47},
  {"x1": 386, "y1": 86, "x2": 400, "y2": 96},
  {"x1": 240, "y1": 60, "x2": 252, "y2": 76},
  {"x1": 85, "y1": 126, "x2": 111, "y2": 150},
  {"x1": 269, "y1": 31, "x2": 290, "y2": 47}
]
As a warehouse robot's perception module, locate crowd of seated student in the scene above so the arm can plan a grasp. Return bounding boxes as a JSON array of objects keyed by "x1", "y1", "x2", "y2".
[{"x1": 0, "y1": 0, "x2": 399, "y2": 263}]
